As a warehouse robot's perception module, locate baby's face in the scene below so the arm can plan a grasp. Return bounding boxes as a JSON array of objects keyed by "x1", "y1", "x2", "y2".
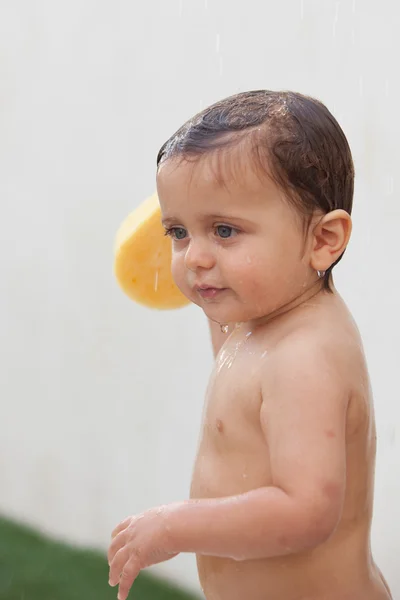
[{"x1": 157, "y1": 153, "x2": 317, "y2": 325}]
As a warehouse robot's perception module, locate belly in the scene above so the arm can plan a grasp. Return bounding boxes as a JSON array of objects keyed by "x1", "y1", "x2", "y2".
[
  {"x1": 191, "y1": 453, "x2": 387, "y2": 600},
  {"x1": 197, "y1": 541, "x2": 390, "y2": 600}
]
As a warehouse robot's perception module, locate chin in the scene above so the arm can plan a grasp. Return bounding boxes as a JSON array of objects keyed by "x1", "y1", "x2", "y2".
[{"x1": 192, "y1": 290, "x2": 271, "y2": 324}]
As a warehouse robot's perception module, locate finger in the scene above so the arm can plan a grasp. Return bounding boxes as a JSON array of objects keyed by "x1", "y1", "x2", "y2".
[
  {"x1": 111, "y1": 516, "x2": 131, "y2": 539},
  {"x1": 109, "y1": 546, "x2": 130, "y2": 587},
  {"x1": 117, "y1": 555, "x2": 140, "y2": 600},
  {"x1": 108, "y1": 529, "x2": 127, "y2": 566}
]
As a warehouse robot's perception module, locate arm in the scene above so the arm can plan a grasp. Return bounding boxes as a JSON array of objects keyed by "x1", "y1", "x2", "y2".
[{"x1": 166, "y1": 336, "x2": 348, "y2": 560}]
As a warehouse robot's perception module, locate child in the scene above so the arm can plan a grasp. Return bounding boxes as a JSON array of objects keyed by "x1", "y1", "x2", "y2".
[{"x1": 108, "y1": 90, "x2": 392, "y2": 600}]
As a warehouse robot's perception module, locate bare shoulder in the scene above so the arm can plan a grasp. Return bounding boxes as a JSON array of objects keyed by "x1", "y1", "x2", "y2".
[{"x1": 265, "y1": 295, "x2": 366, "y2": 396}]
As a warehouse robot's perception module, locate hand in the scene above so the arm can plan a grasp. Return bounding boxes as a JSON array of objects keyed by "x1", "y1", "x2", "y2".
[{"x1": 108, "y1": 505, "x2": 179, "y2": 600}]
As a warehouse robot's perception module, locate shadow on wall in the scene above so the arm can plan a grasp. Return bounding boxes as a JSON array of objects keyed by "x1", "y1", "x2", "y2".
[{"x1": 0, "y1": 517, "x2": 199, "y2": 600}]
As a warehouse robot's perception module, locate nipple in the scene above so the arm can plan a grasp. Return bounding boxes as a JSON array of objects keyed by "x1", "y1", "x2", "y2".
[{"x1": 216, "y1": 419, "x2": 224, "y2": 433}]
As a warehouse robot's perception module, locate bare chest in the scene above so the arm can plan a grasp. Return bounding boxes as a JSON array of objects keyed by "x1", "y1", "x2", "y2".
[
  {"x1": 202, "y1": 337, "x2": 266, "y2": 447},
  {"x1": 191, "y1": 336, "x2": 271, "y2": 498}
]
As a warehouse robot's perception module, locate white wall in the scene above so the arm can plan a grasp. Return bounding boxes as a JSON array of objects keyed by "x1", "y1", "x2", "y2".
[{"x1": 0, "y1": 0, "x2": 398, "y2": 595}]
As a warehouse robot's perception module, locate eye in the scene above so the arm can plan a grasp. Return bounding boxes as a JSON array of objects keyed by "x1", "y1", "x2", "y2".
[
  {"x1": 164, "y1": 227, "x2": 187, "y2": 240},
  {"x1": 216, "y1": 225, "x2": 237, "y2": 239}
]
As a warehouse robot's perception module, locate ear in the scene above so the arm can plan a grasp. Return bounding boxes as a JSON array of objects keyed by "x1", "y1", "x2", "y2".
[{"x1": 310, "y1": 210, "x2": 352, "y2": 272}]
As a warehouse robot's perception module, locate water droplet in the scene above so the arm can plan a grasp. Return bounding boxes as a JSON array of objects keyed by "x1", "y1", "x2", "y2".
[
  {"x1": 216, "y1": 338, "x2": 243, "y2": 372},
  {"x1": 261, "y1": 350, "x2": 268, "y2": 359},
  {"x1": 242, "y1": 473, "x2": 248, "y2": 479},
  {"x1": 332, "y1": 2, "x2": 339, "y2": 38},
  {"x1": 386, "y1": 175, "x2": 394, "y2": 195},
  {"x1": 220, "y1": 324, "x2": 229, "y2": 333},
  {"x1": 154, "y1": 270, "x2": 159, "y2": 292}
]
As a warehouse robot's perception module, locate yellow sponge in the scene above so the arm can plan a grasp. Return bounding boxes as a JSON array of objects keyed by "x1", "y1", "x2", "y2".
[{"x1": 114, "y1": 193, "x2": 190, "y2": 310}]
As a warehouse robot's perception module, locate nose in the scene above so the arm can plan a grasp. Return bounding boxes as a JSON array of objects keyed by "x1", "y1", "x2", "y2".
[{"x1": 184, "y1": 239, "x2": 216, "y2": 272}]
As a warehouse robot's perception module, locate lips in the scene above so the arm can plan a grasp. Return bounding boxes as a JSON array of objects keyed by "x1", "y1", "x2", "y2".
[{"x1": 196, "y1": 285, "x2": 226, "y2": 299}]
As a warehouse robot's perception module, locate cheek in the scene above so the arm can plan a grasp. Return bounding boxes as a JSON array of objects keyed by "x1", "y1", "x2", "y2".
[
  {"x1": 171, "y1": 252, "x2": 197, "y2": 301},
  {"x1": 227, "y1": 241, "x2": 301, "y2": 295},
  {"x1": 225, "y1": 253, "x2": 268, "y2": 301},
  {"x1": 171, "y1": 253, "x2": 185, "y2": 286}
]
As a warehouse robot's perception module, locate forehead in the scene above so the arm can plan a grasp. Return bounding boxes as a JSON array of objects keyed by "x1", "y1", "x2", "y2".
[{"x1": 157, "y1": 147, "x2": 283, "y2": 213}]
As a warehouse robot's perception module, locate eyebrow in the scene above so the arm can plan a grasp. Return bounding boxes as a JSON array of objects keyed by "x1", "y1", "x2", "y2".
[
  {"x1": 161, "y1": 213, "x2": 253, "y2": 227},
  {"x1": 161, "y1": 217, "x2": 181, "y2": 227}
]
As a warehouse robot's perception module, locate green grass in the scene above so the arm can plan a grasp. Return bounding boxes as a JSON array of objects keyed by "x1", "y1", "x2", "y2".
[{"x1": 0, "y1": 517, "x2": 199, "y2": 600}]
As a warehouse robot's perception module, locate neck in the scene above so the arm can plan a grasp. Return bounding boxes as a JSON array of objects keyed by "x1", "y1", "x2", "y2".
[{"x1": 248, "y1": 279, "x2": 333, "y2": 331}]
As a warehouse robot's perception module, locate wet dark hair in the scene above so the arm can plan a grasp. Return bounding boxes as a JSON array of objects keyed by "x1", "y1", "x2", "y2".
[{"x1": 157, "y1": 90, "x2": 354, "y2": 291}]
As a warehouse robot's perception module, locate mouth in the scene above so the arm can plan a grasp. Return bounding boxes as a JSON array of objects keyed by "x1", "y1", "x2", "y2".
[{"x1": 196, "y1": 285, "x2": 227, "y2": 299}]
